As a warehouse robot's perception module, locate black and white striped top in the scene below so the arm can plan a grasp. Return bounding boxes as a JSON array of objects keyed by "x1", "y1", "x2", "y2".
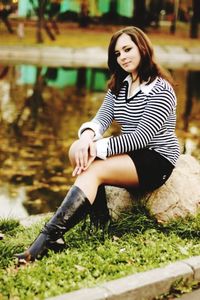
[{"x1": 79, "y1": 75, "x2": 180, "y2": 166}]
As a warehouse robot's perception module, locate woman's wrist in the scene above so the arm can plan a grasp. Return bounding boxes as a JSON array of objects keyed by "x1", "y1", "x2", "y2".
[
  {"x1": 80, "y1": 129, "x2": 95, "y2": 140},
  {"x1": 78, "y1": 121, "x2": 102, "y2": 140}
]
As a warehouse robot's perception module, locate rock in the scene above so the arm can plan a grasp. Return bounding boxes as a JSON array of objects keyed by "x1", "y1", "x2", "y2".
[
  {"x1": 20, "y1": 213, "x2": 52, "y2": 227},
  {"x1": 105, "y1": 186, "x2": 137, "y2": 220},
  {"x1": 105, "y1": 154, "x2": 200, "y2": 223}
]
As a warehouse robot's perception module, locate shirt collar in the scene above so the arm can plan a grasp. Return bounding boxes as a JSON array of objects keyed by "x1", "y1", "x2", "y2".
[{"x1": 123, "y1": 74, "x2": 158, "y2": 95}]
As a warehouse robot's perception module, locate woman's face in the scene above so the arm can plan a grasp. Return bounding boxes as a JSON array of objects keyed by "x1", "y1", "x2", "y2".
[{"x1": 114, "y1": 33, "x2": 141, "y2": 76}]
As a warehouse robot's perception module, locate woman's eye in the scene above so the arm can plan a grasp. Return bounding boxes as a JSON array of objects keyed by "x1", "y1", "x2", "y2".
[
  {"x1": 125, "y1": 47, "x2": 131, "y2": 52},
  {"x1": 115, "y1": 52, "x2": 120, "y2": 57}
]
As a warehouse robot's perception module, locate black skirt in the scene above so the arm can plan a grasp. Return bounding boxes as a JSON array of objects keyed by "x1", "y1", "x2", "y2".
[{"x1": 128, "y1": 148, "x2": 174, "y2": 191}]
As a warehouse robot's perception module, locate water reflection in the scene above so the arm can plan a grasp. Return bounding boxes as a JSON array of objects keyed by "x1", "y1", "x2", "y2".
[
  {"x1": 0, "y1": 186, "x2": 27, "y2": 219},
  {"x1": 0, "y1": 64, "x2": 199, "y2": 218}
]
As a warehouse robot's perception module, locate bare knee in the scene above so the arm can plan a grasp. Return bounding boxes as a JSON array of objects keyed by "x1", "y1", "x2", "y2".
[
  {"x1": 68, "y1": 140, "x2": 79, "y2": 167},
  {"x1": 80, "y1": 160, "x2": 104, "y2": 185}
]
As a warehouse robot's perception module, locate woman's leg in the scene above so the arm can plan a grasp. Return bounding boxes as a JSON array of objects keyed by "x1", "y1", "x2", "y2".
[
  {"x1": 74, "y1": 154, "x2": 139, "y2": 203},
  {"x1": 69, "y1": 140, "x2": 140, "y2": 203},
  {"x1": 69, "y1": 141, "x2": 111, "y2": 230},
  {"x1": 69, "y1": 141, "x2": 139, "y2": 231},
  {"x1": 15, "y1": 144, "x2": 139, "y2": 263}
]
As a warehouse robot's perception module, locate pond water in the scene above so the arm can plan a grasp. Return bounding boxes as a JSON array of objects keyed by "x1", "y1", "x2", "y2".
[{"x1": 0, "y1": 64, "x2": 200, "y2": 219}]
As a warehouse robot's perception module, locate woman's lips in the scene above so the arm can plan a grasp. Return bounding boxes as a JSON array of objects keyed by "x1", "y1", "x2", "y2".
[{"x1": 123, "y1": 62, "x2": 130, "y2": 67}]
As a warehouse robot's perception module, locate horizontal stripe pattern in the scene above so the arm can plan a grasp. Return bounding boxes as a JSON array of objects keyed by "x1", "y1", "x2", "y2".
[{"x1": 92, "y1": 77, "x2": 180, "y2": 166}]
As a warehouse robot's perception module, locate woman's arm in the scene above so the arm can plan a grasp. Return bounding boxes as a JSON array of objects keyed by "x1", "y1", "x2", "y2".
[
  {"x1": 73, "y1": 90, "x2": 115, "y2": 175},
  {"x1": 95, "y1": 88, "x2": 176, "y2": 159}
]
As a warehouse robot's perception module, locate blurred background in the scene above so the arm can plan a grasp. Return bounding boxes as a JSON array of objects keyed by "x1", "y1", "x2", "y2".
[{"x1": 0, "y1": 0, "x2": 199, "y2": 219}]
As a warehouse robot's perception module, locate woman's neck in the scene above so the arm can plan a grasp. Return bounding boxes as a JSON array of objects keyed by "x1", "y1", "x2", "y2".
[
  {"x1": 129, "y1": 76, "x2": 140, "y2": 98},
  {"x1": 131, "y1": 73, "x2": 138, "y2": 83}
]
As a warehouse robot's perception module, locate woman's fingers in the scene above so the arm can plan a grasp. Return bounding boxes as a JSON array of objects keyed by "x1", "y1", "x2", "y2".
[
  {"x1": 73, "y1": 148, "x2": 88, "y2": 176},
  {"x1": 75, "y1": 150, "x2": 83, "y2": 169},
  {"x1": 82, "y1": 147, "x2": 89, "y2": 168},
  {"x1": 83, "y1": 155, "x2": 96, "y2": 171},
  {"x1": 89, "y1": 142, "x2": 96, "y2": 157},
  {"x1": 72, "y1": 141, "x2": 96, "y2": 176},
  {"x1": 75, "y1": 147, "x2": 88, "y2": 168},
  {"x1": 73, "y1": 154, "x2": 96, "y2": 176},
  {"x1": 72, "y1": 166, "x2": 83, "y2": 177}
]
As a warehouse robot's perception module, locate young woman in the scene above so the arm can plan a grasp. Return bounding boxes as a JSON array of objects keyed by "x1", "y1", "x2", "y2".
[{"x1": 15, "y1": 26, "x2": 180, "y2": 263}]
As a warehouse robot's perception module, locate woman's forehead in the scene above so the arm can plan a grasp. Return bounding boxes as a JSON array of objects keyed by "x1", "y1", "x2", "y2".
[{"x1": 115, "y1": 33, "x2": 134, "y2": 51}]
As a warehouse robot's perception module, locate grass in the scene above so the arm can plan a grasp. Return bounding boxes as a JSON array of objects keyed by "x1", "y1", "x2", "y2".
[{"x1": 0, "y1": 207, "x2": 200, "y2": 300}]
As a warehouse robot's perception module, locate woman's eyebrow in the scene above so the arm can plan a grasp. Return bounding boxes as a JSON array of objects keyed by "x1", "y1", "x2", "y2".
[
  {"x1": 115, "y1": 44, "x2": 132, "y2": 52},
  {"x1": 115, "y1": 44, "x2": 131, "y2": 51},
  {"x1": 122, "y1": 44, "x2": 132, "y2": 48}
]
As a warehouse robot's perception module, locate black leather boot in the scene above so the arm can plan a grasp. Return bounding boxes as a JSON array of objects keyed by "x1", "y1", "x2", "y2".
[
  {"x1": 15, "y1": 186, "x2": 91, "y2": 263},
  {"x1": 89, "y1": 185, "x2": 110, "y2": 234}
]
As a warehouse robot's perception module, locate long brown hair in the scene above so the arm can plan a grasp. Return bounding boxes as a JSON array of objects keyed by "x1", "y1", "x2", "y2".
[{"x1": 107, "y1": 26, "x2": 174, "y2": 95}]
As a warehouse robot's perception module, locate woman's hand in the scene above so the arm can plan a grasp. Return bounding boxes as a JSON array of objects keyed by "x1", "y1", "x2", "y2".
[{"x1": 72, "y1": 130, "x2": 96, "y2": 176}]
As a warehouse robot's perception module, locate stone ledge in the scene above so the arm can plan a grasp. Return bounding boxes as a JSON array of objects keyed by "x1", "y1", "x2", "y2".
[
  {"x1": 47, "y1": 287, "x2": 111, "y2": 300},
  {"x1": 183, "y1": 256, "x2": 200, "y2": 281},
  {"x1": 47, "y1": 256, "x2": 200, "y2": 300},
  {"x1": 0, "y1": 45, "x2": 200, "y2": 69}
]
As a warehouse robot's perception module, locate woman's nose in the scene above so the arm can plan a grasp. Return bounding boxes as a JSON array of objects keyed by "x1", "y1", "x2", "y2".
[{"x1": 119, "y1": 52, "x2": 126, "y2": 60}]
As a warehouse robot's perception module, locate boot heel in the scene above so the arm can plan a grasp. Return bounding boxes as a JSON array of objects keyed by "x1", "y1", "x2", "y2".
[
  {"x1": 47, "y1": 237, "x2": 66, "y2": 253},
  {"x1": 14, "y1": 251, "x2": 32, "y2": 265}
]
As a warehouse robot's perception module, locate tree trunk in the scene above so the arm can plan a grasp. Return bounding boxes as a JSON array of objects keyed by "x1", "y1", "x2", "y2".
[
  {"x1": 170, "y1": 0, "x2": 179, "y2": 34},
  {"x1": 133, "y1": 0, "x2": 147, "y2": 30},
  {"x1": 190, "y1": 0, "x2": 200, "y2": 38},
  {"x1": 79, "y1": 0, "x2": 89, "y2": 28},
  {"x1": 36, "y1": 3, "x2": 44, "y2": 44},
  {"x1": 184, "y1": 71, "x2": 193, "y2": 130}
]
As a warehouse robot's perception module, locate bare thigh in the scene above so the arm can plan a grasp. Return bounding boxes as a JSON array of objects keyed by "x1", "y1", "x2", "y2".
[
  {"x1": 74, "y1": 154, "x2": 139, "y2": 202},
  {"x1": 94, "y1": 154, "x2": 139, "y2": 186}
]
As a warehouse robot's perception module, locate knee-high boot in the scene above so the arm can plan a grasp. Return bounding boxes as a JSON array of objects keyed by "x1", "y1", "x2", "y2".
[
  {"x1": 15, "y1": 186, "x2": 91, "y2": 263},
  {"x1": 89, "y1": 185, "x2": 110, "y2": 232}
]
